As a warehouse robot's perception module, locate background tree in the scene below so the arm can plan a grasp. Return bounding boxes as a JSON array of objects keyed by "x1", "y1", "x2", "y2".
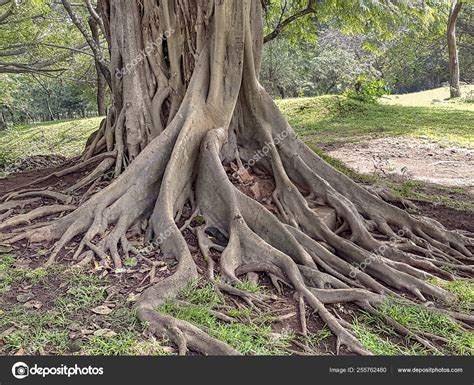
[
  {"x1": 447, "y1": 0, "x2": 463, "y2": 98},
  {"x1": 0, "y1": 0, "x2": 109, "y2": 119},
  {"x1": 260, "y1": 0, "x2": 470, "y2": 98},
  {"x1": 261, "y1": 29, "x2": 377, "y2": 98}
]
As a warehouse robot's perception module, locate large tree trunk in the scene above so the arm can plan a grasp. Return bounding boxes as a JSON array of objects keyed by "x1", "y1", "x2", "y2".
[
  {"x1": 448, "y1": 0, "x2": 463, "y2": 98},
  {"x1": 1, "y1": 0, "x2": 472, "y2": 356}
]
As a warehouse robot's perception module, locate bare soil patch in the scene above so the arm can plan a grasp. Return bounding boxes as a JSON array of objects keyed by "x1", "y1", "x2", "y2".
[{"x1": 323, "y1": 137, "x2": 474, "y2": 192}]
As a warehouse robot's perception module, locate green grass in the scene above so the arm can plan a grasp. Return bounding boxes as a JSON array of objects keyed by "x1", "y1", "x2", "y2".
[
  {"x1": 0, "y1": 254, "x2": 50, "y2": 294},
  {"x1": 352, "y1": 316, "x2": 429, "y2": 355},
  {"x1": 1, "y1": 93, "x2": 473, "y2": 355},
  {"x1": 2, "y1": 92, "x2": 471, "y2": 171},
  {"x1": 277, "y1": 95, "x2": 474, "y2": 147},
  {"x1": 380, "y1": 301, "x2": 473, "y2": 355},
  {"x1": 0, "y1": 117, "x2": 101, "y2": 168},
  {"x1": 296, "y1": 327, "x2": 332, "y2": 353},
  {"x1": 1, "y1": 95, "x2": 471, "y2": 211},
  {"x1": 352, "y1": 299, "x2": 474, "y2": 355},
  {"x1": 1, "y1": 259, "x2": 294, "y2": 356},
  {"x1": 427, "y1": 278, "x2": 474, "y2": 313},
  {"x1": 0, "y1": 253, "x2": 167, "y2": 356},
  {"x1": 234, "y1": 279, "x2": 266, "y2": 294},
  {"x1": 381, "y1": 85, "x2": 474, "y2": 111},
  {"x1": 386, "y1": 179, "x2": 473, "y2": 211},
  {"x1": 179, "y1": 279, "x2": 224, "y2": 305},
  {"x1": 81, "y1": 331, "x2": 168, "y2": 356},
  {"x1": 158, "y1": 279, "x2": 293, "y2": 355}
]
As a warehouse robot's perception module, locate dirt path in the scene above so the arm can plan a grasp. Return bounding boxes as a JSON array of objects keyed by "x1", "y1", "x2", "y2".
[{"x1": 323, "y1": 137, "x2": 474, "y2": 193}]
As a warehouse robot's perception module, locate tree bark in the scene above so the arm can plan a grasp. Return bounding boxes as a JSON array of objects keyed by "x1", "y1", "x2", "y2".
[
  {"x1": 0, "y1": 109, "x2": 6, "y2": 130},
  {"x1": 448, "y1": 0, "x2": 463, "y2": 98}
]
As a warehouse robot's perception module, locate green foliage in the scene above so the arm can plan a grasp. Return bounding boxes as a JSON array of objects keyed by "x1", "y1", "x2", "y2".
[
  {"x1": 0, "y1": 1, "x2": 106, "y2": 126},
  {"x1": 264, "y1": 0, "x2": 448, "y2": 46},
  {"x1": 262, "y1": 30, "x2": 378, "y2": 98},
  {"x1": 0, "y1": 0, "x2": 86, "y2": 75},
  {"x1": 262, "y1": 1, "x2": 473, "y2": 97},
  {"x1": 345, "y1": 76, "x2": 388, "y2": 103}
]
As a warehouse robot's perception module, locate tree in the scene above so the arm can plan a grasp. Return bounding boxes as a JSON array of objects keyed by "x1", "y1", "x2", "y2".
[
  {"x1": 457, "y1": 3, "x2": 474, "y2": 84},
  {"x1": 1, "y1": 0, "x2": 472, "y2": 356},
  {"x1": 447, "y1": 0, "x2": 463, "y2": 98},
  {"x1": 0, "y1": 0, "x2": 86, "y2": 74},
  {"x1": 261, "y1": 30, "x2": 377, "y2": 98},
  {"x1": 0, "y1": 0, "x2": 109, "y2": 116}
]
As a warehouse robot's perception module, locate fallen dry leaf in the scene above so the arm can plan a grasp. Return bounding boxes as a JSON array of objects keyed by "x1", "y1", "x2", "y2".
[
  {"x1": 13, "y1": 259, "x2": 31, "y2": 269},
  {"x1": 126, "y1": 292, "x2": 140, "y2": 302},
  {"x1": 16, "y1": 293, "x2": 35, "y2": 303},
  {"x1": 14, "y1": 347, "x2": 25, "y2": 355},
  {"x1": 93, "y1": 329, "x2": 117, "y2": 338},
  {"x1": 91, "y1": 305, "x2": 113, "y2": 315},
  {"x1": 1, "y1": 326, "x2": 17, "y2": 338},
  {"x1": 23, "y1": 300, "x2": 43, "y2": 309},
  {"x1": 250, "y1": 182, "x2": 262, "y2": 200}
]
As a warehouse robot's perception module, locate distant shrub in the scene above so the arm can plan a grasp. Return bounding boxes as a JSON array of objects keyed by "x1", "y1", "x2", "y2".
[{"x1": 345, "y1": 76, "x2": 388, "y2": 103}]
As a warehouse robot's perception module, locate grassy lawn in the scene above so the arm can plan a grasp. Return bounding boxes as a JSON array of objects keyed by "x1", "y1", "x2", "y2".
[
  {"x1": 276, "y1": 95, "x2": 474, "y2": 147},
  {"x1": 0, "y1": 117, "x2": 101, "y2": 168},
  {"x1": 381, "y1": 85, "x2": 474, "y2": 111},
  {"x1": 1, "y1": 94, "x2": 472, "y2": 209}
]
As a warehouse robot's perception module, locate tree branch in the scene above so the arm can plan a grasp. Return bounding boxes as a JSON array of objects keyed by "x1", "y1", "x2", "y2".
[
  {"x1": 264, "y1": 0, "x2": 318, "y2": 44},
  {"x1": 61, "y1": 0, "x2": 111, "y2": 87}
]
